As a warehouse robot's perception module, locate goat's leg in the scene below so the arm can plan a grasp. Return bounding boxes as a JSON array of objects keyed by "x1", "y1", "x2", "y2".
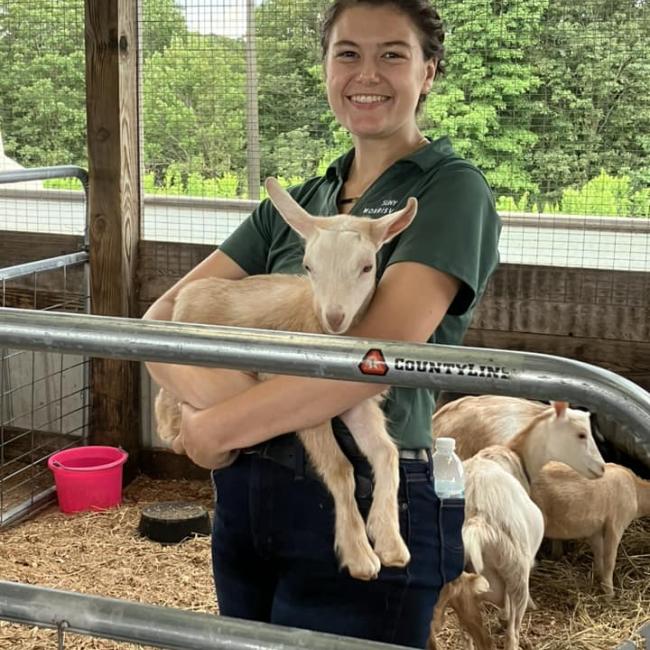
[
  {"x1": 549, "y1": 539, "x2": 564, "y2": 560},
  {"x1": 503, "y1": 570, "x2": 530, "y2": 650},
  {"x1": 340, "y1": 399, "x2": 410, "y2": 567},
  {"x1": 588, "y1": 531, "x2": 606, "y2": 590},
  {"x1": 298, "y1": 424, "x2": 381, "y2": 581},
  {"x1": 155, "y1": 388, "x2": 182, "y2": 443},
  {"x1": 599, "y1": 524, "x2": 622, "y2": 596}
]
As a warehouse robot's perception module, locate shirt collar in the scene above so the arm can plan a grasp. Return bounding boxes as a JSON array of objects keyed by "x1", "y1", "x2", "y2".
[{"x1": 325, "y1": 135, "x2": 456, "y2": 182}]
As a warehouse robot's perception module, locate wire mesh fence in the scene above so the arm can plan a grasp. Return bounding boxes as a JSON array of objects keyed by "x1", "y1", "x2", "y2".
[
  {"x1": 0, "y1": 253, "x2": 90, "y2": 527},
  {"x1": 136, "y1": 0, "x2": 650, "y2": 272},
  {"x1": 0, "y1": 1, "x2": 648, "y2": 269}
]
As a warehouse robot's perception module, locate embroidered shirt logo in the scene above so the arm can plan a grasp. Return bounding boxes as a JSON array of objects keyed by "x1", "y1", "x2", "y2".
[{"x1": 362, "y1": 198, "x2": 399, "y2": 216}]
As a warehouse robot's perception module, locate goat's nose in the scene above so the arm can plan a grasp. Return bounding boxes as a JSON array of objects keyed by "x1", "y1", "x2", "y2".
[{"x1": 326, "y1": 309, "x2": 345, "y2": 332}]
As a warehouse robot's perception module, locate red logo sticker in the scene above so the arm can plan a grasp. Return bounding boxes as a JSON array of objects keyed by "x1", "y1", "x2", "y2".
[{"x1": 359, "y1": 348, "x2": 389, "y2": 376}]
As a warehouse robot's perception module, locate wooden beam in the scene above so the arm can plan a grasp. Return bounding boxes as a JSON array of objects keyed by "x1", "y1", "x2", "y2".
[{"x1": 85, "y1": 0, "x2": 141, "y2": 471}]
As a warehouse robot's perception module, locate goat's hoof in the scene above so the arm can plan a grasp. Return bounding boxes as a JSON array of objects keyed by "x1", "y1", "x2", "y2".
[
  {"x1": 335, "y1": 528, "x2": 381, "y2": 580},
  {"x1": 527, "y1": 596, "x2": 538, "y2": 611},
  {"x1": 341, "y1": 545, "x2": 382, "y2": 580},
  {"x1": 374, "y1": 536, "x2": 411, "y2": 568}
]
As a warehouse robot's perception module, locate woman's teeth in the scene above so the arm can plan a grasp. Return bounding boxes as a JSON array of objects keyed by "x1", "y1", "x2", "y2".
[{"x1": 349, "y1": 95, "x2": 389, "y2": 104}]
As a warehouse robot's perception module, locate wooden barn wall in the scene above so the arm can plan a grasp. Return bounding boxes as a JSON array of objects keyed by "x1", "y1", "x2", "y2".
[{"x1": 466, "y1": 265, "x2": 650, "y2": 392}]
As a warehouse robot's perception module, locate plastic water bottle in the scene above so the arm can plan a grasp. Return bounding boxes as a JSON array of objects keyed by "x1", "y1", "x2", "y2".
[{"x1": 432, "y1": 437, "x2": 465, "y2": 499}]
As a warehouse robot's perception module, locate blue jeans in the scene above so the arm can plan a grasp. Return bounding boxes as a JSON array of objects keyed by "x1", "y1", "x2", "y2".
[{"x1": 210, "y1": 444, "x2": 465, "y2": 648}]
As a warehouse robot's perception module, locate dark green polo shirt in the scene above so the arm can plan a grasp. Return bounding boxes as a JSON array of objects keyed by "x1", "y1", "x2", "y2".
[{"x1": 220, "y1": 136, "x2": 501, "y2": 449}]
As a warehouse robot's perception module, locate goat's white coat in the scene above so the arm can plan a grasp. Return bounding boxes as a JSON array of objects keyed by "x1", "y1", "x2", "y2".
[
  {"x1": 430, "y1": 398, "x2": 606, "y2": 650},
  {"x1": 155, "y1": 177, "x2": 419, "y2": 580},
  {"x1": 532, "y1": 461, "x2": 650, "y2": 595}
]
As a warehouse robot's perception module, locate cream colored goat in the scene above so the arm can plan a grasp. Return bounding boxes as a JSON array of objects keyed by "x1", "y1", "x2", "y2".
[
  {"x1": 155, "y1": 177, "x2": 417, "y2": 581},
  {"x1": 531, "y1": 461, "x2": 650, "y2": 596},
  {"x1": 432, "y1": 394, "x2": 600, "y2": 461},
  {"x1": 430, "y1": 402, "x2": 606, "y2": 650}
]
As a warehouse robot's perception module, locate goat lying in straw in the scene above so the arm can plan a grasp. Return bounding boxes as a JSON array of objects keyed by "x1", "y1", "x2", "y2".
[
  {"x1": 156, "y1": 177, "x2": 417, "y2": 580},
  {"x1": 429, "y1": 399, "x2": 606, "y2": 650}
]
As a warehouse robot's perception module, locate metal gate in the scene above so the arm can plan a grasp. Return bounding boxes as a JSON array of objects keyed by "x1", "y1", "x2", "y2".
[{"x1": 0, "y1": 166, "x2": 90, "y2": 527}]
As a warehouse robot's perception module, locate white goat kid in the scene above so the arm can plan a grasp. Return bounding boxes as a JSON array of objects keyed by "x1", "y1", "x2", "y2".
[
  {"x1": 155, "y1": 177, "x2": 417, "y2": 580},
  {"x1": 531, "y1": 461, "x2": 650, "y2": 596},
  {"x1": 432, "y1": 401, "x2": 606, "y2": 650}
]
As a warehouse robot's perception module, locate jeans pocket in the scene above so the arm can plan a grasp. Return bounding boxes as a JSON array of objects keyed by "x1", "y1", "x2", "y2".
[{"x1": 438, "y1": 497, "x2": 465, "y2": 584}]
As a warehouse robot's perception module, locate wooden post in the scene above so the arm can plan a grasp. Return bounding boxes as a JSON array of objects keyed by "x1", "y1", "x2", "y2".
[{"x1": 85, "y1": 0, "x2": 141, "y2": 472}]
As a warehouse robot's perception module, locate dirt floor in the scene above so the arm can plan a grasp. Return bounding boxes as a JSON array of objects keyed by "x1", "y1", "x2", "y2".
[{"x1": 0, "y1": 475, "x2": 648, "y2": 649}]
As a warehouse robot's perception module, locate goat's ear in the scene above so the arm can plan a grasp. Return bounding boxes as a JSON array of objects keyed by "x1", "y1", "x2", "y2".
[
  {"x1": 369, "y1": 197, "x2": 418, "y2": 247},
  {"x1": 553, "y1": 401, "x2": 569, "y2": 419},
  {"x1": 265, "y1": 177, "x2": 316, "y2": 240}
]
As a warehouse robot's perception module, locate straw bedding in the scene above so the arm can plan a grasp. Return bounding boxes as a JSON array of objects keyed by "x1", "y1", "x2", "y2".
[{"x1": 0, "y1": 475, "x2": 647, "y2": 649}]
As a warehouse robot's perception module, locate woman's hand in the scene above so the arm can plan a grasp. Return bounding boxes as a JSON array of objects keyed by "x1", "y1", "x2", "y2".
[{"x1": 177, "y1": 402, "x2": 238, "y2": 469}]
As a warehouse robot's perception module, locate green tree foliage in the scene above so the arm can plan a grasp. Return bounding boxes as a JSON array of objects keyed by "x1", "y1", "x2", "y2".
[
  {"x1": 0, "y1": 0, "x2": 86, "y2": 166},
  {"x1": 425, "y1": 0, "x2": 549, "y2": 196},
  {"x1": 142, "y1": 32, "x2": 247, "y2": 185},
  {"x1": 526, "y1": 0, "x2": 650, "y2": 204},
  {"x1": 1, "y1": 0, "x2": 648, "y2": 213},
  {"x1": 141, "y1": 0, "x2": 187, "y2": 60},
  {"x1": 255, "y1": 0, "x2": 332, "y2": 180}
]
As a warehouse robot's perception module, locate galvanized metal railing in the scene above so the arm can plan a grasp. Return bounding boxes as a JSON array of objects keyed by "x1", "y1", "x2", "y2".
[
  {"x1": 0, "y1": 165, "x2": 89, "y2": 191},
  {"x1": 0, "y1": 580, "x2": 411, "y2": 650},
  {"x1": 0, "y1": 307, "x2": 648, "y2": 466}
]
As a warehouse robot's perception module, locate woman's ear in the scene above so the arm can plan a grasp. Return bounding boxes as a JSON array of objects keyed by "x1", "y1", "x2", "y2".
[{"x1": 422, "y1": 60, "x2": 437, "y2": 94}]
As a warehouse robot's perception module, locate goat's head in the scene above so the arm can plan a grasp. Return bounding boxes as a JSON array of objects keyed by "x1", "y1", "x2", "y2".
[
  {"x1": 265, "y1": 177, "x2": 417, "y2": 333},
  {"x1": 539, "y1": 402, "x2": 606, "y2": 479}
]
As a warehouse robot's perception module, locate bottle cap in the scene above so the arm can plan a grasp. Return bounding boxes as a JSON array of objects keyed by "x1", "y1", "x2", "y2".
[{"x1": 434, "y1": 437, "x2": 456, "y2": 452}]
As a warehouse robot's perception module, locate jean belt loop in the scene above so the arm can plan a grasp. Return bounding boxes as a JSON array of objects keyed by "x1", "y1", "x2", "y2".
[{"x1": 425, "y1": 447, "x2": 433, "y2": 480}]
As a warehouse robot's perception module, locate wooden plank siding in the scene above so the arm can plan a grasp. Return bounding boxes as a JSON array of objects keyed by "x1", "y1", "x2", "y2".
[{"x1": 84, "y1": 0, "x2": 141, "y2": 472}]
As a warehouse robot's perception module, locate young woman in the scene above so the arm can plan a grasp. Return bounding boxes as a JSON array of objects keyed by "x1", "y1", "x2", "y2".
[{"x1": 144, "y1": 1, "x2": 501, "y2": 647}]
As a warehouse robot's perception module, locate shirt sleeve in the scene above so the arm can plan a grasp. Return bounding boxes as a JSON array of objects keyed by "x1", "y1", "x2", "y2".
[
  {"x1": 217, "y1": 198, "x2": 275, "y2": 276},
  {"x1": 386, "y1": 163, "x2": 501, "y2": 316}
]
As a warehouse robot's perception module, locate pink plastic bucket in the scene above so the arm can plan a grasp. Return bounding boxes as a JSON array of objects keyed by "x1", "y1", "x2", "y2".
[{"x1": 48, "y1": 446, "x2": 128, "y2": 514}]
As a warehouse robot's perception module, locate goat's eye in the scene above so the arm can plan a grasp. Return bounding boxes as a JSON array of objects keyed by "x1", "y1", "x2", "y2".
[
  {"x1": 303, "y1": 263, "x2": 311, "y2": 273},
  {"x1": 578, "y1": 433, "x2": 587, "y2": 440},
  {"x1": 362, "y1": 264, "x2": 373, "y2": 273}
]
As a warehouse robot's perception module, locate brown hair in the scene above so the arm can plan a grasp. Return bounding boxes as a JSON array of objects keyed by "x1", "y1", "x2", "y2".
[{"x1": 320, "y1": 0, "x2": 446, "y2": 109}]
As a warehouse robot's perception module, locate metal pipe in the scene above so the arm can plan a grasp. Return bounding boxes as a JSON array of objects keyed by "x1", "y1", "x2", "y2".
[
  {"x1": 0, "y1": 252, "x2": 89, "y2": 281},
  {"x1": 0, "y1": 166, "x2": 89, "y2": 194},
  {"x1": 0, "y1": 308, "x2": 648, "y2": 462},
  {"x1": 0, "y1": 580, "x2": 410, "y2": 650}
]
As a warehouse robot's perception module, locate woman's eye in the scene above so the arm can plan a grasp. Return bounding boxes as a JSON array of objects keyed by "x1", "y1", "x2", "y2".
[
  {"x1": 336, "y1": 51, "x2": 357, "y2": 59},
  {"x1": 383, "y1": 51, "x2": 404, "y2": 60}
]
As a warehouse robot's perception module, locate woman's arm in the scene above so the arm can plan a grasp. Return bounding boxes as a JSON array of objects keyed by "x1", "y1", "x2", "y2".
[
  {"x1": 179, "y1": 261, "x2": 460, "y2": 467},
  {"x1": 143, "y1": 248, "x2": 256, "y2": 408}
]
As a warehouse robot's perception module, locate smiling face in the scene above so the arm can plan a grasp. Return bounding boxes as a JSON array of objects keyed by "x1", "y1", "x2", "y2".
[{"x1": 323, "y1": 4, "x2": 436, "y2": 142}]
